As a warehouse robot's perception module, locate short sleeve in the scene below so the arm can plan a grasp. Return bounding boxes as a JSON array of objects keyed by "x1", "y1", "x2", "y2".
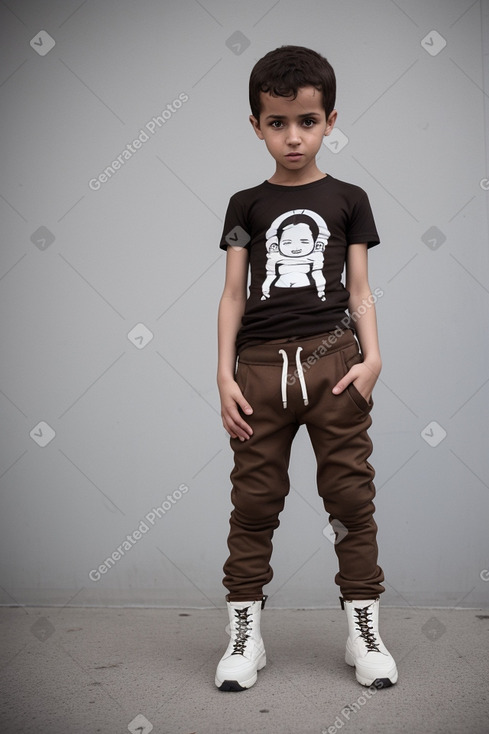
[
  {"x1": 219, "y1": 194, "x2": 251, "y2": 250},
  {"x1": 346, "y1": 191, "x2": 380, "y2": 249}
]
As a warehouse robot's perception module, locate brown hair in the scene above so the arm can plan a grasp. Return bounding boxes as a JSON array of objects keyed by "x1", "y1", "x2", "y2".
[{"x1": 249, "y1": 45, "x2": 336, "y2": 121}]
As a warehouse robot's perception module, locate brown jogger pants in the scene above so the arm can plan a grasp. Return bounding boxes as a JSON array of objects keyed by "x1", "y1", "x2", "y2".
[{"x1": 223, "y1": 328, "x2": 385, "y2": 602}]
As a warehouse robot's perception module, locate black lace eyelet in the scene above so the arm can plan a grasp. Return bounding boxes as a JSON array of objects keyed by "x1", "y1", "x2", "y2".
[
  {"x1": 231, "y1": 606, "x2": 253, "y2": 655},
  {"x1": 354, "y1": 607, "x2": 381, "y2": 653}
]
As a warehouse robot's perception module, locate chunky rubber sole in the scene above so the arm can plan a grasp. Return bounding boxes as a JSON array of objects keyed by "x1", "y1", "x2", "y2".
[
  {"x1": 216, "y1": 678, "x2": 249, "y2": 692},
  {"x1": 215, "y1": 653, "x2": 266, "y2": 691},
  {"x1": 345, "y1": 648, "x2": 398, "y2": 688}
]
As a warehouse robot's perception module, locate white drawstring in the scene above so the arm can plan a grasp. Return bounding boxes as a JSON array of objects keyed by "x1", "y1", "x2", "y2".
[
  {"x1": 278, "y1": 349, "x2": 288, "y2": 409},
  {"x1": 295, "y1": 347, "x2": 309, "y2": 406},
  {"x1": 278, "y1": 347, "x2": 309, "y2": 409}
]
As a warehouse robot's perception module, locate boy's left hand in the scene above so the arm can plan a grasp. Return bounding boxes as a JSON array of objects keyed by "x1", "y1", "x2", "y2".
[{"x1": 332, "y1": 361, "x2": 380, "y2": 402}]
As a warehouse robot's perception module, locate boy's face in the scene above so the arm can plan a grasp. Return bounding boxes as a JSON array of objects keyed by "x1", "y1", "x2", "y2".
[
  {"x1": 278, "y1": 223, "x2": 314, "y2": 257},
  {"x1": 250, "y1": 86, "x2": 336, "y2": 178}
]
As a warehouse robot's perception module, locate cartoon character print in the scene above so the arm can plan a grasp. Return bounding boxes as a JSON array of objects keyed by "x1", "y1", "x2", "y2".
[{"x1": 261, "y1": 209, "x2": 330, "y2": 301}]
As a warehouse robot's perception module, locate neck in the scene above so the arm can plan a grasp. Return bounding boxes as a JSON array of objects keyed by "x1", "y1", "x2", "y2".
[{"x1": 268, "y1": 163, "x2": 326, "y2": 186}]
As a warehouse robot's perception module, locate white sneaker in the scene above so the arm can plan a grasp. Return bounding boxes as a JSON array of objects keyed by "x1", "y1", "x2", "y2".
[
  {"x1": 342, "y1": 597, "x2": 398, "y2": 688},
  {"x1": 215, "y1": 599, "x2": 266, "y2": 691}
]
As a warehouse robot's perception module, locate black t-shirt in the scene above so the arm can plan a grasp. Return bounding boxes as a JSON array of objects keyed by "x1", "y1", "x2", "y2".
[{"x1": 220, "y1": 174, "x2": 379, "y2": 353}]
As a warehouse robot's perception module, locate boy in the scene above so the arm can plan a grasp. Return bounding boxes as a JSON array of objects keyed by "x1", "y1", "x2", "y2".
[{"x1": 215, "y1": 46, "x2": 398, "y2": 691}]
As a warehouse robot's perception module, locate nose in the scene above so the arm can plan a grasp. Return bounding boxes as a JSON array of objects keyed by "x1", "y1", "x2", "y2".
[{"x1": 286, "y1": 125, "x2": 301, "y2": 145}]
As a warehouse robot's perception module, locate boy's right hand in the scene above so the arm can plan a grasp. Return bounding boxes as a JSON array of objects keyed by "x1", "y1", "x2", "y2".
[{"x1": 218, "y1": 379, "x2": 253, "y2": 441}]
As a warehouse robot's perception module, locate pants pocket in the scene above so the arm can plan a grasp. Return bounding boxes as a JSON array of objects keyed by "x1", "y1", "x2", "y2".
[
  {"x1": 340, "y1": 346, "x2": 374, "y2": 414},
  {"x1": 235, "y1": 359, "x2": 249, "y2": 397}
]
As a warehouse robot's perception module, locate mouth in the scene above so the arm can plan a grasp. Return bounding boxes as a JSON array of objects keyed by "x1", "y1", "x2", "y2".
[{"x1": 285, "y1": 153, "x2": 303, "y2": 159}]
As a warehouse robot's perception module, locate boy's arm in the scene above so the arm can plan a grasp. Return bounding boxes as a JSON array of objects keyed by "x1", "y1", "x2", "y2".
[
  {"x1": 332, "y1": 243, "x2": 382, "y2": 401},
  {"x1": 218, "y1": 247, "x2": 254, "y2": 440}
]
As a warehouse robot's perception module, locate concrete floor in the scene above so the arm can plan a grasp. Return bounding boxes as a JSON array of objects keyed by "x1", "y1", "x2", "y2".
[{"x1": 0, "y1": 605, "x2": 488, "y2": 734}]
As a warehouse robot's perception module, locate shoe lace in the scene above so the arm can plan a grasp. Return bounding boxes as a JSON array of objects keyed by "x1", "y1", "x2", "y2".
[
  {"x1": 231, "y1": 606, "x2": 252, "y2": 655},
  {"x1": 354, "y1": 606, "x2": 381, "y2": 652}
]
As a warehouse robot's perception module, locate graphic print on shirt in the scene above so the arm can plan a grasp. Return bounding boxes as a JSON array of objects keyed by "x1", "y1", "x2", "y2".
[{"x1": 261, "y1": 209, "x2": 330, "y2": 301}]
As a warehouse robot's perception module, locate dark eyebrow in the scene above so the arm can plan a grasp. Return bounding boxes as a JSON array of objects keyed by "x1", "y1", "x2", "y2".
[{"x1": 265, "y1": 112, "x2": 321, "y2": 120}]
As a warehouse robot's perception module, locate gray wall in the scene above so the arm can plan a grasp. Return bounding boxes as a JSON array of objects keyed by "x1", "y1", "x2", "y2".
[{"x1": 1, "y1": 0, "x2": 488, "y2": 609}]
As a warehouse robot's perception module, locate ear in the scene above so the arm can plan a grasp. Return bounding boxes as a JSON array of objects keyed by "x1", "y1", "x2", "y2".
[
  {"x1": 324, "y1": 109, "x2": 337, "y2": 137},
  {"x1": 249, "y1": 115, "x2": 265, "y2": 140}
]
